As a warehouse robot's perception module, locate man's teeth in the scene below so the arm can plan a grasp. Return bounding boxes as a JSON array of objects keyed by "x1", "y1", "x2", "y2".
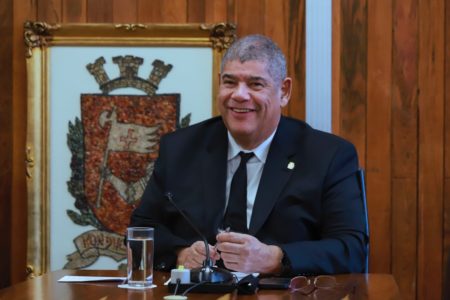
[{"x1": 233, "y1": 108, "x2": 252, "y2": 112}]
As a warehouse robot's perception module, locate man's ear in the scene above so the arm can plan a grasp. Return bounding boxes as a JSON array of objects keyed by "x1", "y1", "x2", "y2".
[{"x1": 280, "y1": 77, "x2": 292, "y2": 107}]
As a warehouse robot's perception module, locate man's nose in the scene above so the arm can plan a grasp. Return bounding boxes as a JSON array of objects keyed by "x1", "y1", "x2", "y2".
[{"x1": 231, "y1": 83, "x2": 251, "y2": 101}]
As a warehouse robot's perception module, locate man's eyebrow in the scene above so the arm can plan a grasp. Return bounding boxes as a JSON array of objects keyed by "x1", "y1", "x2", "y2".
[
  {"x1": 221, "y1": 74, "x2": 268, "y2": 83},
  {"x1": 248, "y1": 76, "x2": 267, "y2": 83},
  {"x1": 221, "y1": 73, "x2": 236, "y2": 80}
]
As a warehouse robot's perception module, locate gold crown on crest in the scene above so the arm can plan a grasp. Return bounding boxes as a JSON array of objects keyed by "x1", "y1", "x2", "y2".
[{"x1": 86, "y1": 55, "x2": 173, "y2": 96}]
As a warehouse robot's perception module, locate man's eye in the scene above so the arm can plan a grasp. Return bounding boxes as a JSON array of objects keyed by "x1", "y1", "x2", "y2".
[
  {"x1": 250, "y1": 82, "x2": 264, "y2": 88},
  {"x1": 223, "y1": 80, "x2": 235, "y2": 86}
]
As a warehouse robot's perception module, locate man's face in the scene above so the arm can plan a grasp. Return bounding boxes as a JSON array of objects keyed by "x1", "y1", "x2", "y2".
[{"x1": 217, "y1": 59, "x2": 291, "y2": 149}]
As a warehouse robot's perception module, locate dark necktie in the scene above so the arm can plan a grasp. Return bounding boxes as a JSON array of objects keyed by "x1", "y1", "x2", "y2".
[{"x1": 223, "y1": 151, "x2": 254, "y2": 233}]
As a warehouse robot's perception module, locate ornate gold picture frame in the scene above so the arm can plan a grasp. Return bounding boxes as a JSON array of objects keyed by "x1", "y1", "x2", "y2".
[{"x1": 25, "y1": 22, "x2": 236, "y2": 277}]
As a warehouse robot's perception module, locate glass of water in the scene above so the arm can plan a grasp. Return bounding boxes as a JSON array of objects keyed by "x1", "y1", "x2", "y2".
[{"x1": 127, "y1": 227, "x2": 154, "y2": 287}]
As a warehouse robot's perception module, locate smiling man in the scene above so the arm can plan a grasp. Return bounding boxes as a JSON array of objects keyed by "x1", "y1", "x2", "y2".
[{"x1": 129, "y1": 35, "x2": 368, "y2": 276}]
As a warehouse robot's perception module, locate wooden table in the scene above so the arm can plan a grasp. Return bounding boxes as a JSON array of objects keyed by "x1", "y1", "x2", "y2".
[{"x1": 0, "y1": 270, "x2": 400, "y2": 299}]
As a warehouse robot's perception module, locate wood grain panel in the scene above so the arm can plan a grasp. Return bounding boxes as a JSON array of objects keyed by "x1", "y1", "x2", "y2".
[
  {"x1": 234, "y1": 0, "x2": 265, "y2": 36},
  {"x1": 37, "y1": 0, "x2": 62, "y2": 22},
  {"x1": 62, "y1": 0, "x2": 86, "y2": 22},
  {"x1": 392, "y1": 1, "x2": 419, "y2": 179},
  {"x1": 204, "y1": 0, "x2": 228, "y2": 23},
  {"x1": 332, "y1": 0, "x2": 341, "y2": 134},
  {"x1": 391, "y1": 1, "x2": 419, "y2": 298},
  {"x1": 283, "y1": 0, "x2": 305, "y2": 120},
  {"x1": 446, "y1": 0, "x2": 450, "y2": 180},
  {"x1": 445, "y1": 179, "x2": 450, "y2": 289},
  {"x1": 337, "y1": 0, "x2": 367, "y2": 165},
  {"x1": 11, "y1": 0, "x2": 36, "y2": 285},
  {"x1": 366, "y1": 0, "x2": 392, "y2": 274},
  {"x1": 113, "y1": 0, "x2": 137, "y2": 23},
  {"x1": 0, "y1": 0, "x2": 13, "y2": 289},
  {"x1": 265, "y1": 0, "x2": 289, "y2": 113},
  {"x1": 137, "y1": 0, "x2": 163, "y2": 22},
  {"x1": 87, "y1": 0, "x2": 112, "y2": 22},
  {"x1": 417, "y1": 0, "x2": 445, "y2": 299},
  {"x1": 445, "y1": 0, "x2": 450, "y2": 289},
  {"x1": 264, "y1": 0, "x2": 288, "y2": 46},
  {"x1": 137, "y1": 0, "x2": 187, "y2": 23},
  {"x1": 392, "y1": 180, "x2": 417, "y2": 300},
  {"x1": 187, "y1": 0, "x2": 205, "y2": 22}
]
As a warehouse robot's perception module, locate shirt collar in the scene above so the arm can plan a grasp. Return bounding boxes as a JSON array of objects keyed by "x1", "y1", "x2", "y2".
[{"x1": 227, "y1": 129, "x2": 277, "y2": 163}]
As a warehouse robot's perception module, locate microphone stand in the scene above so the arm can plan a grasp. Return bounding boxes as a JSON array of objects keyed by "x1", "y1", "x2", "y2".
[{"x1": 165, "y1": 193, "x2": 234, "y2": 283}]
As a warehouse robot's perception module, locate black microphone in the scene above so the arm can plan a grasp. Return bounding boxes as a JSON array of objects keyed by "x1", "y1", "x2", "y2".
[{"x1": 165, "y1": 192, "x2": 234, "y2": 283}]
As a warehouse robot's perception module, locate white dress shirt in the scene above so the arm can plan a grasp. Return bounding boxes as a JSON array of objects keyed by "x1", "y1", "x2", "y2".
[{"x1": 226, "y1": 130, "x2": 276, "y2": 228}]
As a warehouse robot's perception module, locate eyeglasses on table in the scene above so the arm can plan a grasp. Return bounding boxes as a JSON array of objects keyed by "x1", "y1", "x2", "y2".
[{"x1": 289, "y1": 275, "x2": 337, "y2": 295}]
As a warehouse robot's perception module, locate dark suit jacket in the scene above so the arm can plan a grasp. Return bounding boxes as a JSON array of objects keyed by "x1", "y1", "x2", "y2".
[{"x1": 130, "y1": 116, "x2": 367, "y2": 275}]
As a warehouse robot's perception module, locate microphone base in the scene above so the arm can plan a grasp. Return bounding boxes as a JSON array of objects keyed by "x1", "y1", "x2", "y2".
[{"x1": 190, "y1": 266, "x2": 234, "y2": 283}]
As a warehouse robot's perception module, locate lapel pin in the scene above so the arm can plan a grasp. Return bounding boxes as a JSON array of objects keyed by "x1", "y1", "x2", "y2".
[{"x1": 287, "y1": 162, "x2": 295, "y2": 170}]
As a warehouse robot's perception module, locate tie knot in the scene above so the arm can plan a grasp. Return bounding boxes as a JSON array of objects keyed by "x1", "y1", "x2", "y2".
[{"x1": 239, "y1": 151, "x2": 254, "y2": 164}]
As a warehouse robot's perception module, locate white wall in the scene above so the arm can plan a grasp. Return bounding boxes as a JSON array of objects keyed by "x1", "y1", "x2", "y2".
[{"x1": 306, "y1": 0, "x2": 332, "y2": 132}]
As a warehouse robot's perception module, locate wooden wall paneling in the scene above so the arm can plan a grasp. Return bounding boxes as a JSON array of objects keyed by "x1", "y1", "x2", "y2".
[
  {"x1": 445, "y1": 180, "x2": 450, "y2": 292},
  {"x1": 265, "y1": 0, "x2": 289, "y2": 113},
  {"x1": 337, "y1": 0, "x2": 367, "y2": 167},
  {"x1": 137, "y1": 0, "x2": 164, "y2": 23},
  {"x1": 234, "y1": 0, "x2": 265, "y2": 36},
  {"x1": 417, "y1": 0, "x2": 445, "y2": 299},
  {"x1": 187, "y1": 0, "x2": 206, "y2": 22},
  {"x1": 37, "y1": 0, "x2": 62, "y2": 22},
  {"x1": 391, "y1": 1, "x2": 419, "y2": 299},
  {"x1": 226, "y1": 0, "x2": 236, "y2": 25},
  {"x1": 204, "y1": 0, "x2": 229, "y2": 23},
  {"x1": 137, "y1": 0, "x2": 187, "y2": 23},
  {"x1": 392, "y1": 2, "x2": 419, "y2": 179},
  {"x1": 332, "y1": 0, "x2": 341, "y2": 134},
  {"x1": 0, "y1": 0, "x2": 13, "y2": 288},
  {"x1": 264, "y1": 0, "x2": 288, "y2": 49},
  {"x1": 282, "y1": 0, "x2": 305, "y2": 120},
  {"x1": 366, "y1": 0, "x2": 392, "y2": 275},
  {"x1": 112, "y1": 0, "x2": 138, "y2": 23},
  {"x1": 62, "y1": 0, "x2": 87, "y2": 22},
  {"x1": 12, "y1": 0, "x2": 37, "y2": 285},
  {"x1": 444, "y1": 0, "x2": 450, "y2": 288},
  {"x1": 392, "y1": 181, "x2": 418, "y2": 300},
  {"x1": 87, "y1": 0, "x2": 113, "y2": 22}
]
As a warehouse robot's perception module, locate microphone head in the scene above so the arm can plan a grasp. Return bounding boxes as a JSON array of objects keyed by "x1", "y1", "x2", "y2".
[{"x1": 190, "y1": 266, "x2": 235, "y2": 283}]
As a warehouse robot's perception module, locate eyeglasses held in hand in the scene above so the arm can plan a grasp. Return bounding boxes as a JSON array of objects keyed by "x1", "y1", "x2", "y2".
[{"x1": 289, "y1": 275, "x2": 337, "y2": 295}]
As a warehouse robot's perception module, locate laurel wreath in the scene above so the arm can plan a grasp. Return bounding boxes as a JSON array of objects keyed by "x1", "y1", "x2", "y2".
[
  {"x1": 66, "y1": 113, "x2": 191, "y2": 229},
  {"x1": 66, "y1": 117, "x2": 105, "y2": 229}
]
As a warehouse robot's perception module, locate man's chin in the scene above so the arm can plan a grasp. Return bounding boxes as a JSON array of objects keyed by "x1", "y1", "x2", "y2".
[{"x1": 228, "y1": 128, "x2": 256, "y2": 142}]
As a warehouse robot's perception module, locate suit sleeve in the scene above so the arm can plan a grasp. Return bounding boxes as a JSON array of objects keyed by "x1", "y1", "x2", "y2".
[{"x1": 281, "y1": 142, "x2": 368, "y2": 275}]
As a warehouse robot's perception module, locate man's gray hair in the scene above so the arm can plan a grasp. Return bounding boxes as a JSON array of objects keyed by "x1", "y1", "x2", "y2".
[{"x1": 220, "y1": 34, "x2": 287, "y2": 84}]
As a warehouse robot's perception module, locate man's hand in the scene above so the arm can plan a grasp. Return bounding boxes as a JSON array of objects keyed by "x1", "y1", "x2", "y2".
[
  {"x1": 176, "y1": 241, "x2": 220, "y2": 269},
  {"x1": 216, "y1": 232, "x2": 283, "y2": 274}
]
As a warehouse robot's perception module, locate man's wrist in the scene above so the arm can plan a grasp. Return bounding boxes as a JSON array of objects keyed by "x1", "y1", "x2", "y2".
[
  {"x1": 278, "y1": 249, "x2": 292, "y2": 275},
  {"x1": 267, "y1": 246, "x2": 286, "y2": 275},
  {"x1": 272, "y1": 247, "x2": 291, "y2": 276}
]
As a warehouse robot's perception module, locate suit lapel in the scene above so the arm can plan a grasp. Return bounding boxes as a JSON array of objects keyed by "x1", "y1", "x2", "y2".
[
  {"x1": 249, "y1": 117, "x2": 299, "y2": 234},
  {"x1": 201, "y1": 121, "x2": 228, "y2": 231}
]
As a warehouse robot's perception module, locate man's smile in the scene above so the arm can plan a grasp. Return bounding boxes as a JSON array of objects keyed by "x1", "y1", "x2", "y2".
[{"x1": 230, "y1": 107, "x2": 256, "y2": 113}]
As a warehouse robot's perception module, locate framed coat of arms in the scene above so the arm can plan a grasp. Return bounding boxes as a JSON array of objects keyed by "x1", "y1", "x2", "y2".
[{"x1": 24, "y1": 22, "x2": 236, "y2": 277}]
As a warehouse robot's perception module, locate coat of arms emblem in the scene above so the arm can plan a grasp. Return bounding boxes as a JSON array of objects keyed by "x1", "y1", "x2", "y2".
[{"x1": 64, "y1": 55, "x2": 190, "y2": 269}]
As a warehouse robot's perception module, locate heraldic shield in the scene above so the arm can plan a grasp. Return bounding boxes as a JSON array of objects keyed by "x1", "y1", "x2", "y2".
[
  {"x1": 64, "y1": 55, "x2": 185, "y2": 269},
  {"x1": 81, "y1": 94, "x2": 178, "y2": 233}
]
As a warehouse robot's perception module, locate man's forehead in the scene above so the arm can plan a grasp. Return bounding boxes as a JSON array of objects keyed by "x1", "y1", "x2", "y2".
[
  {"x1": 223, "y1": 58, "x2": 269, "y2": 68},
  {"x1": 221, "y1": 59, "x2": 271, "y2": 79}
]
